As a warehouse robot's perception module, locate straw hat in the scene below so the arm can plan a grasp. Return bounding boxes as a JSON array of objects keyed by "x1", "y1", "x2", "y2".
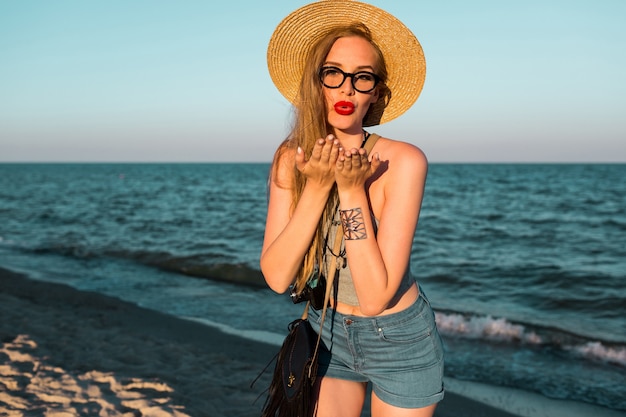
[{"x1": 267, "y1": 0, "x2": 426, "y2": 126}]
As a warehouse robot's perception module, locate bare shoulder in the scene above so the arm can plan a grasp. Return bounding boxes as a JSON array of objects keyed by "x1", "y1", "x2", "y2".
[
  {"x1": 270, "y1": 141, "x2": 296, "y2": 189},
  {"x1": 374, "y1": 136, "x2": 428, "y2": 175},
  {"x1": 367, "y1": 136, "x2": 427, "y2": 218}
]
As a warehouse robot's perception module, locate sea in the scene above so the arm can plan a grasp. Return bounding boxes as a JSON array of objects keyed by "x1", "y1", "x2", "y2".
[{"x1": 0, "y1": 162, "x2": 624, "y2": 417}]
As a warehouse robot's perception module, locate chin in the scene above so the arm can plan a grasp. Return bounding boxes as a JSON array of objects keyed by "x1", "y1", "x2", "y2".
[{"x1": 328, "y1": 114, "x2": 363, "y2": 132}]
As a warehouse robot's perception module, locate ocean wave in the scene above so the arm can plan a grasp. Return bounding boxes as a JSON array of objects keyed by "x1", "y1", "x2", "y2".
[
  {"x1": 155, "y1": 259, "x2": 266, "y2": 288},
  {"x1": 435, "y1": 312, "x2": 542, "y2": 344},
  {"x1": 104, "y1": 249, "x2": 267, "y2": 288},
  {"x1": 435, "y1": 311, "x2": 626, "y2": 367},
  {"x1": 4, "y1": 240, "x2": 267, "y2": 289},
  {"x1": 568, "y1": 342, "x2": 626, "y2": 367}
]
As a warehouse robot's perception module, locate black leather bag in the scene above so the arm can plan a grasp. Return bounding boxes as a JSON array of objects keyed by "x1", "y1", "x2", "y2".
[
  {"x1": 257, "y1": 256, "x2": 339, "y2": 417},
  {"x1": 261, "y1": 317, "x2": 321, "y2": 417}
]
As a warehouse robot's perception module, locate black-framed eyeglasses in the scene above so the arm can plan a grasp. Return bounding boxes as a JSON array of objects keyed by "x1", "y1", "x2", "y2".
[{"x1": 318, "y1": 66, "x2": 380, "y2": 93}]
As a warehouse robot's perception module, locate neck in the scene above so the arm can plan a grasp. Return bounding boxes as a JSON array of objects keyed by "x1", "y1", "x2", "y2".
[{"x1": 335, "y1": 130, "x2": 369, "y2": 149}]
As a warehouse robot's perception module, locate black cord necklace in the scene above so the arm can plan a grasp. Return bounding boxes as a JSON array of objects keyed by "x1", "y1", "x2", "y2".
[
  {"x1": 361, "y1": 130, "x2": 371, "y2": 148},
  {"x1": 325, "y1": 229, "x2": 347, "y2": 268}
]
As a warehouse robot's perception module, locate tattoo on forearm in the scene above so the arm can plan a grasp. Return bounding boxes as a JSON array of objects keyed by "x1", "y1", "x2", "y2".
[{"x1": 339, "y1": 207, "x2": 368, "y2": 240}]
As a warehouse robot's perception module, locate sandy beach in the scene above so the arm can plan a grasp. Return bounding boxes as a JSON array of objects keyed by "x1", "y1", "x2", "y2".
[{"x1": 0, "y1": 266, "x2": 521, "y2": 417}]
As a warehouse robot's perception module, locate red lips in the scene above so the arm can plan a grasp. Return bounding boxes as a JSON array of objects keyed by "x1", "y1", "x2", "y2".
[{"x1": 334, "y1": 101, "x2": 355, "y2": 115}]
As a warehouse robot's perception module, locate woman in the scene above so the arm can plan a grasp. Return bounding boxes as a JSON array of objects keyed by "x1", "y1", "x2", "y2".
[{"x1": 261, "y1": 2, "x2": 444, "y2": 416}]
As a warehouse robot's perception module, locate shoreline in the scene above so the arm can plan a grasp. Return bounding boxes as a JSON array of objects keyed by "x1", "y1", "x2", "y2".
[{"x1": 0, "y1": 266, "x2": 610, "y2": 417}]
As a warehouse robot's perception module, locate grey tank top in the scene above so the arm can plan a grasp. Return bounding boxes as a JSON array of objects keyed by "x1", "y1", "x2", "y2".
[{"x1": 323, "y1": 210, "x2": 415, "y2": 306}]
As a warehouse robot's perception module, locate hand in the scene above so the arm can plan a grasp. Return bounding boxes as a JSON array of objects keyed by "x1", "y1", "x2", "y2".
[
  {"x1": 295, "y1": 135, "x2": 341, "y2": 189},
  {"x1": 335, "y1": 147, "x2": 381, "y2": 191}
]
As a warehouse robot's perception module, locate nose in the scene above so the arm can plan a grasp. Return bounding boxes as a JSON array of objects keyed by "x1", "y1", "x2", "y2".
[{"x1": 340, "y1": 75, "x2": 355, "y2": 95}]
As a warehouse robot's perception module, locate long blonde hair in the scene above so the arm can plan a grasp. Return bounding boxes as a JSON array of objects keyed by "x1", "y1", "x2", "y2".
[{"x1": 272, "y1": 23, "x2": 387, "y2": 293}]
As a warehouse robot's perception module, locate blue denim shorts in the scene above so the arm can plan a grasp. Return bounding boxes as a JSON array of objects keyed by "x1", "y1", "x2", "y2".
[{"x1": 308, "y1": 287, "x2": 445, "y2": 408}]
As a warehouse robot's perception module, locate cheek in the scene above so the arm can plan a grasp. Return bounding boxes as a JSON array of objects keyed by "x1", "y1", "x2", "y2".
[
  {"x1": 322, "y1": 88, "x2": 334, "y2": 102},
  {"x1": 368, "y1": 87, "x2": 380, "y2": 104},
  {"x1": 322, "y1": 89, "x2": 336, "y2": 111},
  {"x1": 360, "y1": 94, "x2": 378, "y2": 113}
]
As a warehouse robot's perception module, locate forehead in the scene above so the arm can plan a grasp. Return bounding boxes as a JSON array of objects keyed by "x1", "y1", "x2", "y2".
[{"x1": 324, "y1": 36, "x2": 378, "y2": 67}]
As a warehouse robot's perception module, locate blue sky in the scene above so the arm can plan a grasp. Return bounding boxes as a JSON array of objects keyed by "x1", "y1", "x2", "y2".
[{"x1": 1, "y1": 0, "x2": 624, "y2": 163}]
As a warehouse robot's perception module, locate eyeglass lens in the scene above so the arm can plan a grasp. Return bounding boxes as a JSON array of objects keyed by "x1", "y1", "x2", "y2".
[{"x1": 319, "y1": 67, "x2": 378, "y2": 93}]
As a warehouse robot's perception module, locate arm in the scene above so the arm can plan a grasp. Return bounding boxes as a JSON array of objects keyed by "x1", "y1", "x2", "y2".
[
  {"x1": 336, "y1": 141, "x2": 427, "y2": 316},
  {"x1": 260, "y1": 136, "x2": 341, "y2": 293}
]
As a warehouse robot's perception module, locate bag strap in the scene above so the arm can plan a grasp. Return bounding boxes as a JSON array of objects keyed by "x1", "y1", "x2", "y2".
[
  {"x1": 304, "y1": 132, "x2": 380, "y2": 378},
  {"x1": 303, "y1": 225, "x2": 341, "y2": 378},
  {"x1": 364, "y1": 133, "x2": 380, "y2": 154}
]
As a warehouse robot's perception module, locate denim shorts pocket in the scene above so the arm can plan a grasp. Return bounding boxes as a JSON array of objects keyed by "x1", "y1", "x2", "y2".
[
  {"x1": 378, "y1": 311, "x2": 432, "y2": 344},
  {"x1": 373, "y1": 313, "x2": 442, "y2": 371}
]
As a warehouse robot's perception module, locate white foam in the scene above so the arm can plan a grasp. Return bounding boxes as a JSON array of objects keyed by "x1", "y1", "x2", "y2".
[
  {"x1": 569, "y1": 341, "x2": 626, "y2": 366},
  {"x1": 436, "y1": 312, "x2": 626, "y2": 366},
  {"x1": 435, "y1": 312, "x2": 542, "y2": 344},
  {"x1": 444, "y1": 377, "x2": 625, "y2": 417}
]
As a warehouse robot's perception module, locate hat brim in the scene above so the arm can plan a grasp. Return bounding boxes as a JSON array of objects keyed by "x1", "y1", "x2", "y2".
[{"x1": 267, "y1": 0, "x2": 426, "y2": 126}]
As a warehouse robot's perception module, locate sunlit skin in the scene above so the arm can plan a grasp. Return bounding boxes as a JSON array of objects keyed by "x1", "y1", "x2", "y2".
[{"x1": 260, "y1": 36, "x2": 432, "y2": 417}]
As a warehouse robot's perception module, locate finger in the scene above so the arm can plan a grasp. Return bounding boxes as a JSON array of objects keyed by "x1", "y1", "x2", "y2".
[
  {"x1": 344, "y1": 148, "x2": 357, "y2": 158},
  {"x1": 359, "y1": 149, "x2": 369, "y2": 168},
  {"x1": 319, "y1": 135, "x2": 336, "y2": 161},
  {"x1": 309, "y1": 138, "x2": 326, "y2": 161},
  {"x1": 349, "y1": 148, "x2": 362, "y2": 168},
  {"x1": 369, "y1": 152, "x2": 381, "y2": 174},
  {"x1": 328, "y1": 138, "x2": 341, "y2": 163},
  {"x1": 340, "y1": 149, "x2": 353, "y2": 170},
  {"x1": 295, "y1": 146, "x2": 307, "y2": 171},
  {"x1": 336, "y1": 153, "x2": 345, "y2": 171}
]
